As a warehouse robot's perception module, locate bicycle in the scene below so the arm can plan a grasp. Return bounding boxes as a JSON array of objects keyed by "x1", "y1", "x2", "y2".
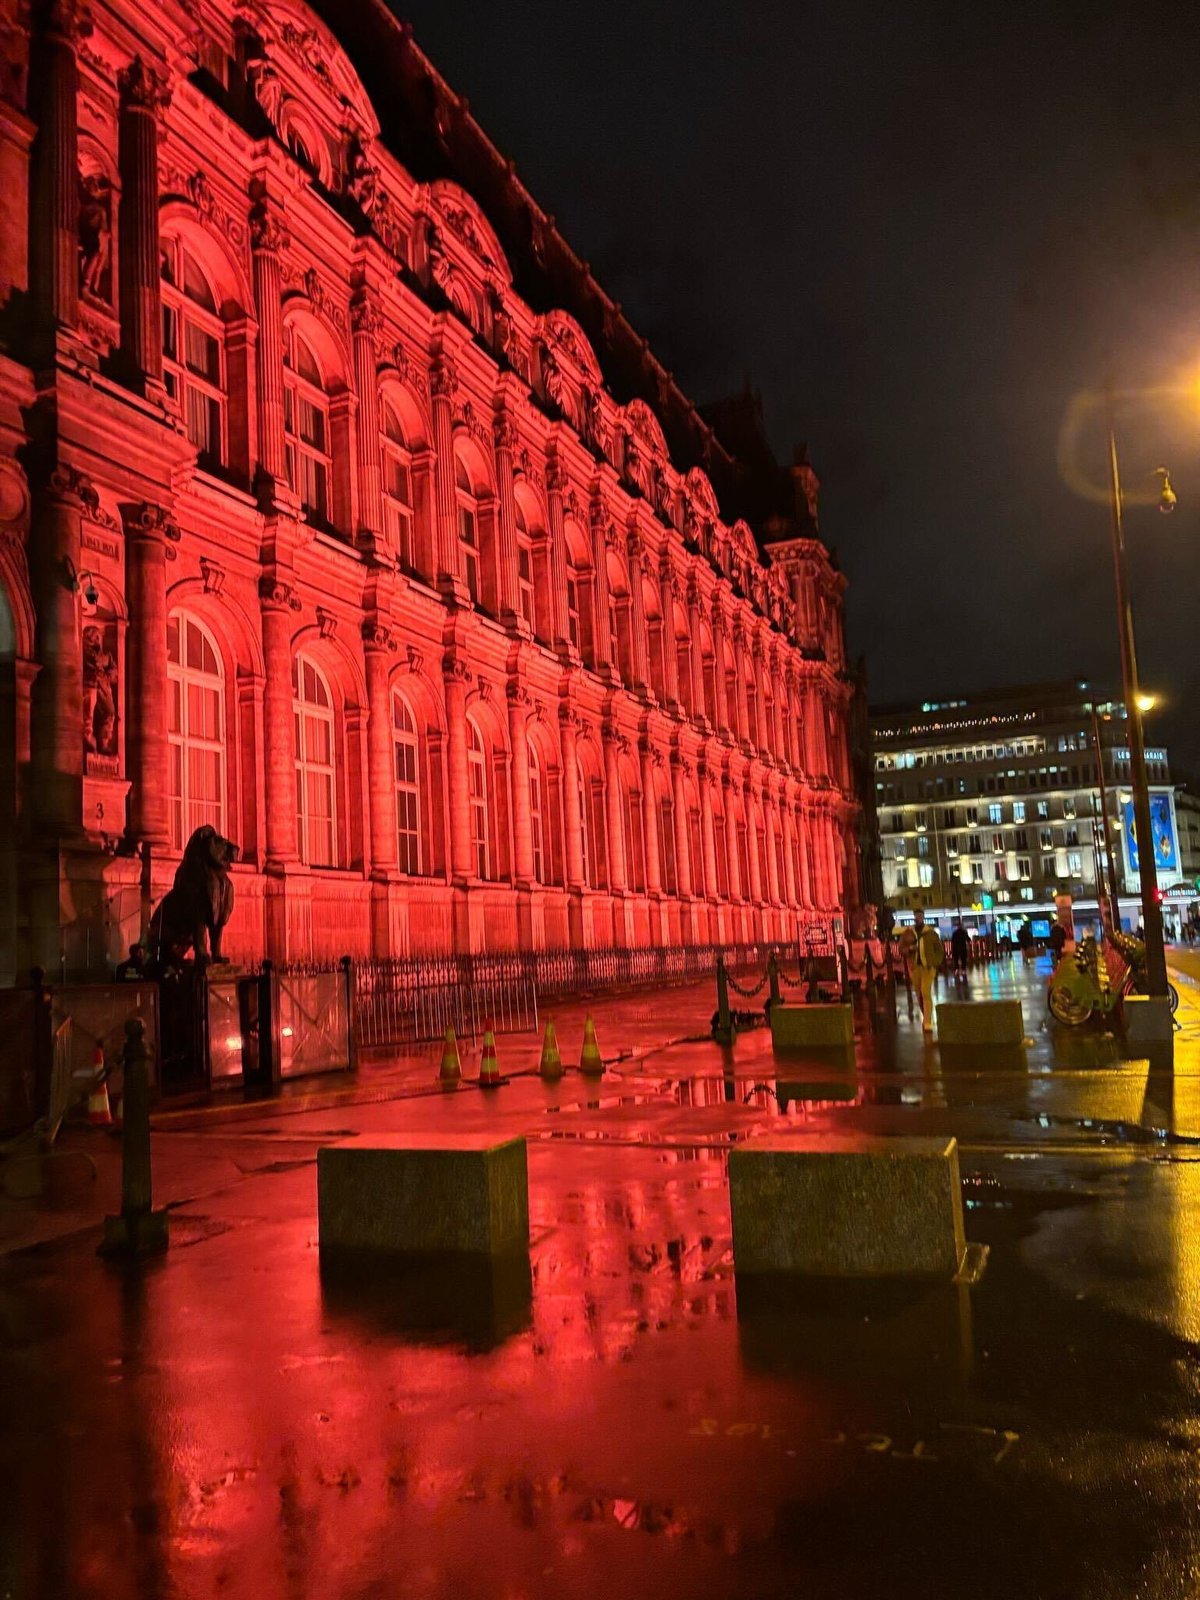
[{"x1": 1047, "y1": 930, "x2": 1179, "y2": 1028}]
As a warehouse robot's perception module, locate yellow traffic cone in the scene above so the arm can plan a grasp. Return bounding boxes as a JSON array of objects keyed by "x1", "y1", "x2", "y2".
[
  {"x1": 478, "y1": 1025, "x2": 502, "y2": 1088},
  {"x1": 579, "y1": 1015, "x2": 604, "y2": 1077},
  {"x1": 539, "y1": 1017, "x2": 563, "y2": 1081},
  {"x1": 87, "y1": 1044, "x2": 113, "y2": 1127},
  {"x1": 439, "y1": 1025, "x2": 462, "y2": 1085}
]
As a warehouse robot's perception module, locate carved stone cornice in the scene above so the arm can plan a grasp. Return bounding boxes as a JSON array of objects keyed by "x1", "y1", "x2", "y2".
[
  {"x1": 493, "y1": 414, "x2": 519, "y2": 454},
  {"x1": 506, "y1": 681, "x2": 531, "y2": 707},
  {"x1": 430, "y1": 356, "x2": 458, "y2": 401},
  {"x1": 362, "y1": 621, "x2": 397, "y2": 652},
  {"x1": 442, "y1": 652, "x2": 472, "y2": 685},
  {"x1": 350, "y1": 292, "x2": 383, "y2": 341},
  {"x1": 121, "y1": 502, "x2": 178, "y2": 544}
]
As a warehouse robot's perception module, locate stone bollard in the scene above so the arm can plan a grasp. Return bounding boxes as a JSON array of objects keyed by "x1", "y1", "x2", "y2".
[{"x1": 99, "y1": 1019, "x2": 168, "y2": 1258}]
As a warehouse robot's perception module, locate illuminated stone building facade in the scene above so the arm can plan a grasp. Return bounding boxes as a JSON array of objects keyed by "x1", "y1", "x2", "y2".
[{"x1": 0, "y1": 0, "x2": 860, "y2": 977}]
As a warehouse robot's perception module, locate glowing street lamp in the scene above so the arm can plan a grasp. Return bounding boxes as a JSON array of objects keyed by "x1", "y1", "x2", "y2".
[{"x1": 1103, "y1": 386, "x2": 1169, "y2": 998}]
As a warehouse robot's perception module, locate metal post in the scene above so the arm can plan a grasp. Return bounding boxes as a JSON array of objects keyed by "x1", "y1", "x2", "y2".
[
  {"x1": 1090, "y1": 704, "x2": 1120, "y2": 933},
  {"x1": 714, "y1": 954, "x2": 733, "y2": 1045},
  {"x1": 767, "y1": 949, "x2": 781, "y2": 1008},
  {"x1": 100, "y1": 1019, "x2": 168, "y2": 1257},
  {"x1": 1104, "y1": 389, "x2": 1168, "y2": 996}
]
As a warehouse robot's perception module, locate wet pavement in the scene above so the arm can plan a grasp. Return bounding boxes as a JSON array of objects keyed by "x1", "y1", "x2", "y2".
[{"x1": 4, "y1": 954, "x2": 1200, "y2": 1599}]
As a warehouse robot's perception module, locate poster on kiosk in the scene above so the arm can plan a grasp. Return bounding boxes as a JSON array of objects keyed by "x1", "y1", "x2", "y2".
[{"x1": 1120, "y1": 791, "x2": 1180, "y2": 897}]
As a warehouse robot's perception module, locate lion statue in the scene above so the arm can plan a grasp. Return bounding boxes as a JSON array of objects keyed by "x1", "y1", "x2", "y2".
[{"x1": 148, "y1": 825, "x2": 239, "y2": 965}]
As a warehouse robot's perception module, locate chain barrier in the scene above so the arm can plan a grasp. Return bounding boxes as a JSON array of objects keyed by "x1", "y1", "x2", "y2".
[
  {"x1": 724, "y1": 967, "x2": 771, "y2": 1000},
  {"x1": 776, "y1": 964, "x2": 807, "y2": 990}
]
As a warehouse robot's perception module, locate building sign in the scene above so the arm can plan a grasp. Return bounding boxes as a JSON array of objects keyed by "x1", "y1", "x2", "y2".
[{"x1": 1121, "y1": 790, "x2": 1179, "y2": 883}]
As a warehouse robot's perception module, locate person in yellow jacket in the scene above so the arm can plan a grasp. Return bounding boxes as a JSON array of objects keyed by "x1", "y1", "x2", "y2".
[{"x1": 908, "y1": 910, "x2": 944, "y2": 1034}]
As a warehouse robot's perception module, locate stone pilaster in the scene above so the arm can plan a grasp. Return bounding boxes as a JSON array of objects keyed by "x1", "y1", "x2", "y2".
[
  {"x1": 363, "y1": 625, "x2": 398, "y2": 876},
  {"x1": 493, "y1": 413, "x2": 521, "y2": 624},
  {"x1": 544, "y1": 456, "x2": 571, "y2": 654},
  {"x1": 430, "y1": 356, "x2": 462, "y2": 594},
  {"x1": 29, "y1": 0, "x2": 85, "y2": 339},
  {"x1": 259, "y1": 577, "x2": 299, "y2": 870},
  {"x1": 443, "y1": 653, "x2": 472, "y2": 880},
  {"x1": 29, "y1": 464, "x2": 85, "y2": 835},
  {"x1": 351, "y1": 292, "x2": 384, "y2": 553},
  {"x1": 508, "y1": 682, "x2": 534, "y2": 884},
  {"x1": 249, "y1": 195, "x2": 290, "y2": 504},
  {"x1": 122, "y1": 503, "x2": 173, "y2": 846},
  {"x1": 603, "y1": 727, "x2": 625, "y2": 892},
  {"x1": 588, "y1": 498, "x2": 611, "y2": 674},
  {"x1": 117, "y1": 57, "x2": 170, "y2": 390},
  {"x1": 625, "y1": 525, "x2": 649, "y2": 692},
  {"x1": 700, "y1": 763, "x2": 718, "y2": 901},
  {"x1": 658, "y1": 555, "x2": 680, "y2": 706},
  {"x1": 672, "y1": 754, "x2": 692, "y2": 899},
  {"x1": 559, "y1": 707, "x2": 584, "y2": 891},
  {"x1": 639, "y1": 741, "x2": 661, "y2": 896}
]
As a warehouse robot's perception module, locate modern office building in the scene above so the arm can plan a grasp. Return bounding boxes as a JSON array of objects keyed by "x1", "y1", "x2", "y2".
[{"x1": 871, "y1": 681, "x2": 1188, "y2": 938}]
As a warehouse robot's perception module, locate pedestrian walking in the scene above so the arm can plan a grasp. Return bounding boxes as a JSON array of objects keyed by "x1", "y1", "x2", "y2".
[
  {"x1": 950, "y1": 920, "x2": 970, "y2": 989},
  {"x1": 911, "y1": 910, "x2": 944, "y2": 1035},
  {"x1": 1049, "y1": 922, "x2": 1067, "y2": 968}
]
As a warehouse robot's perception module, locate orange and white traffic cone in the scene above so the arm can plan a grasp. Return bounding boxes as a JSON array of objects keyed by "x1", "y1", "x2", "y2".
[
  {"x1": 87, "y1": 1044, "x2": 113, "y2": 1127},
  {"x1": 579, "y1": 1016, "x2": 604, "y2": 1077},
  {"x1": 478, "y1": 1025, "x2": 502, "y2": 1088},
  {"x1": 539, "y1": 1017, "x2": 563, "y2": 1081},
  {"x1": 439, "y1": 1025, "x2": 462, "y2": 1085}
]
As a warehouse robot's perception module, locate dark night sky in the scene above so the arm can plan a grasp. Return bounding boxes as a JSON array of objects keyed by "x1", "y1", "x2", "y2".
[{"x1": 395, "y1": 0, "x2": 1200, "y2": 774}]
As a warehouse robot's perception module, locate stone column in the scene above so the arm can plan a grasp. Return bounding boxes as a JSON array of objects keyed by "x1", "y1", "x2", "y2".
[
  {"x1": 688, "y1": 578, "x2": 707, "y2": 722},
  {"x1": 712, "y1": 603, "x2": 730, "y2": 732},
  {"x1": 672, "y1": 757, "x2": 692, "y2": 898},
  {"x1": 444, "y1": 655, "x2": 472, "y2": 880},
  {"x1": 734, "y1": 626, "x2": 751, "y2": 746},
  {"x1": 363, "y1": 627, "x2": 397, "y2": 876},
  {"x1": 508, "y1": 684, "x2": 534, "y2": 884},
  {"x1": 589, "y1": 504, "x2": 611, "y2": 674},
  {"x1": 623, "y1": 528, "x2": 648, "y2": 691},
  {"x1": 724, "y1": 779, "x2": 742, "y2": 902},
  {"x1": 764, "y1": 795, "x2": 781, "y2": 904},
  {"x1": 30, "y1": 0, "x2": 85, "y2": 336},
  {"x1": 250, "y1": 199, "x2": 290, "y2": 500},
  {"x1": 123, "y1": 505, "x2": 172, "y2": 846},
  {"x1": 782, "y1": 803, "x2": 798, "y2": 905},
  {"x1": 658, "y1": 557, "x2": 680, "y2": 705},
  {"x1": 430, "y1": 357, "x2": 461, "y2": 591},
  {"x1": 796, "y1": 804, "x2": 813, "y2": 908},
  {"x1": 493, "y1": 414, "x2": 521, "y2": 624},
  {"x1": 545, "y1": 458, "x2": 571, "y2": 652},
  {"x1": 700, "y1": 764, "x2": 718, "y2": 901},
  {"x1": 745, "y1": 784, "x2": 763, "y2": 904},
  {"x1": 560, "y1": 709, "x2": 584, "y2": 889},
  {"x1": 640, "y1": 742, "x2": 661, "y2": 895},
  {"x1": 29, "y1": 466, "x2": 85, "y2": 835},
  {"x1": 117, "y1": 57, "x2": 170, "y2": 389},
  {"x1": 260, "y1": 579, "x2": 297, "y2": 869},
  {"x1": 603, "y1": 729, "x2": 626, "y2": 892},
  {"x1": 351, "y1": 293, "x2": 384, "y2": 551}
]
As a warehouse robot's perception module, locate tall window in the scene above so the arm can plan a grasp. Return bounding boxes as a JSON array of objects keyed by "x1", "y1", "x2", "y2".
[
  {"x1": 283, "y1": 327, "x2": 331, "y2": 526},
  {"x1": 467, "y1": 717, "x2": 489, "y2": 878},
  {"x1": 587, "y1": 780, "x2": 608, "y2": 889},
  {"x1": 528, "y1": 744, "x2": 546, "y2": 885},
  {"x1": 514, "y1": 501, "x2": 536, "y2": 633},
  {"x1": 162, "y1": 240, "x2": 225, "y2": 471},
  {"x1": 392, "y1": 690, "x2": 421, "y2": 875},
  {"x1": 624, "y1": 790, "x2": 645, "y2": 891},
  {"x1": 167, "y1": 611, "x2": 225, "y2": 851},
  {"x1": 455, "y1": 455, "x2": 480, "y2": 604},
  {"x1": 381, "y1": 402, "x2": 414, "y2": 570},
  {"x1": 292, "y1": 652, "x2": 336, "y2": 867},
  {"x1": 658, "y1": 798, "x2": 677, "y2": 894}
]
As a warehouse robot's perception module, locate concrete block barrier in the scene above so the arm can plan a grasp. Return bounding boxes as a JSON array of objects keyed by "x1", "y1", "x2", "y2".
[
  {"x1": 770, "y1": 1002, "x2": 854, "y2": 1050},
  {"x1": 1123, "y1": 995, "x2": 1175, "y2": 1044},
  {"x1": 729, "y1": 1133, "x2": 981, "y2": 1282},
  {"x1": 936, "y1": 999, "x2": 1024, "y2": 1046},
  {"x1": 318, "y1": 1133, "x2": 529, "y2": 1258}
]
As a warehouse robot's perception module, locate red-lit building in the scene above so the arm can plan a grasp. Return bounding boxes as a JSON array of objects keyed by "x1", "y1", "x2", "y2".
[{"x1": 0, "y1": 0, "x2": 860, "y2": 979}]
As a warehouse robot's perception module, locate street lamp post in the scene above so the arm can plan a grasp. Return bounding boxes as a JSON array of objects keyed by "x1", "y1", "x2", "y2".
[
  {"x1": 1089, "y1": 703, "x2": 1120, "y2": 934},
  {"x1": 1103, "y1": 387, "x2": 1169, "y2": 996}
]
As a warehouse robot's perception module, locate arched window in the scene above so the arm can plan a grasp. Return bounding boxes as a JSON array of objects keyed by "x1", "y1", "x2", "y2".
[
  {"x1": 514, "y1": 498, "x2": 536, "y2": 634},
  {"x1": 392, "y1": 689, "x2": 421, "y2": 875},
  {"x1": 292, "y1": 652, "x2": 336, "y2": 867},
  {"x1": 455, "y1": 452, "x2": 480, "y2": 605},
  {"x1": 283, "y1": 326, "x2": 331, "y2": 527},
  {"x1": 167, "y1": 610, "x2": 225, "y2": 851},
  {"x1": 528, "y1": 742, "x2": 546, "y2": 885},
  {"x1": 162, "y1": 240, "x2": 225, "y2": 471},
  {"x1": 381, "y1": 401, "x2": 415, "y2": 571},
  {"x1": 466, "y1": 716, "x2": 489, "y2": 878}
]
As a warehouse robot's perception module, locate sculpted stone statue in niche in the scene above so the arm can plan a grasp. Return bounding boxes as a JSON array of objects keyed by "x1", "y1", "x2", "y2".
[
  {"x1": 78, "y1": 171, "x2": 112, "y2": 303},
  {"x1": 82, "y1": 624, "x2": 118, "y2": 756}
]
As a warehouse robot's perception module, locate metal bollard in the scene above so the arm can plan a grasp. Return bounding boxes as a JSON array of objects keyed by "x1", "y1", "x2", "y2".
[
  {"x1": 714, "y1": 955, "x2": 734, "y2": 1046},
  {"x1": 767, "y1": 950, "x2": 781, "y2": 1009},
  {"x1": 99, "y1": 1019, "x2": 168, "y2": 1258}
]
